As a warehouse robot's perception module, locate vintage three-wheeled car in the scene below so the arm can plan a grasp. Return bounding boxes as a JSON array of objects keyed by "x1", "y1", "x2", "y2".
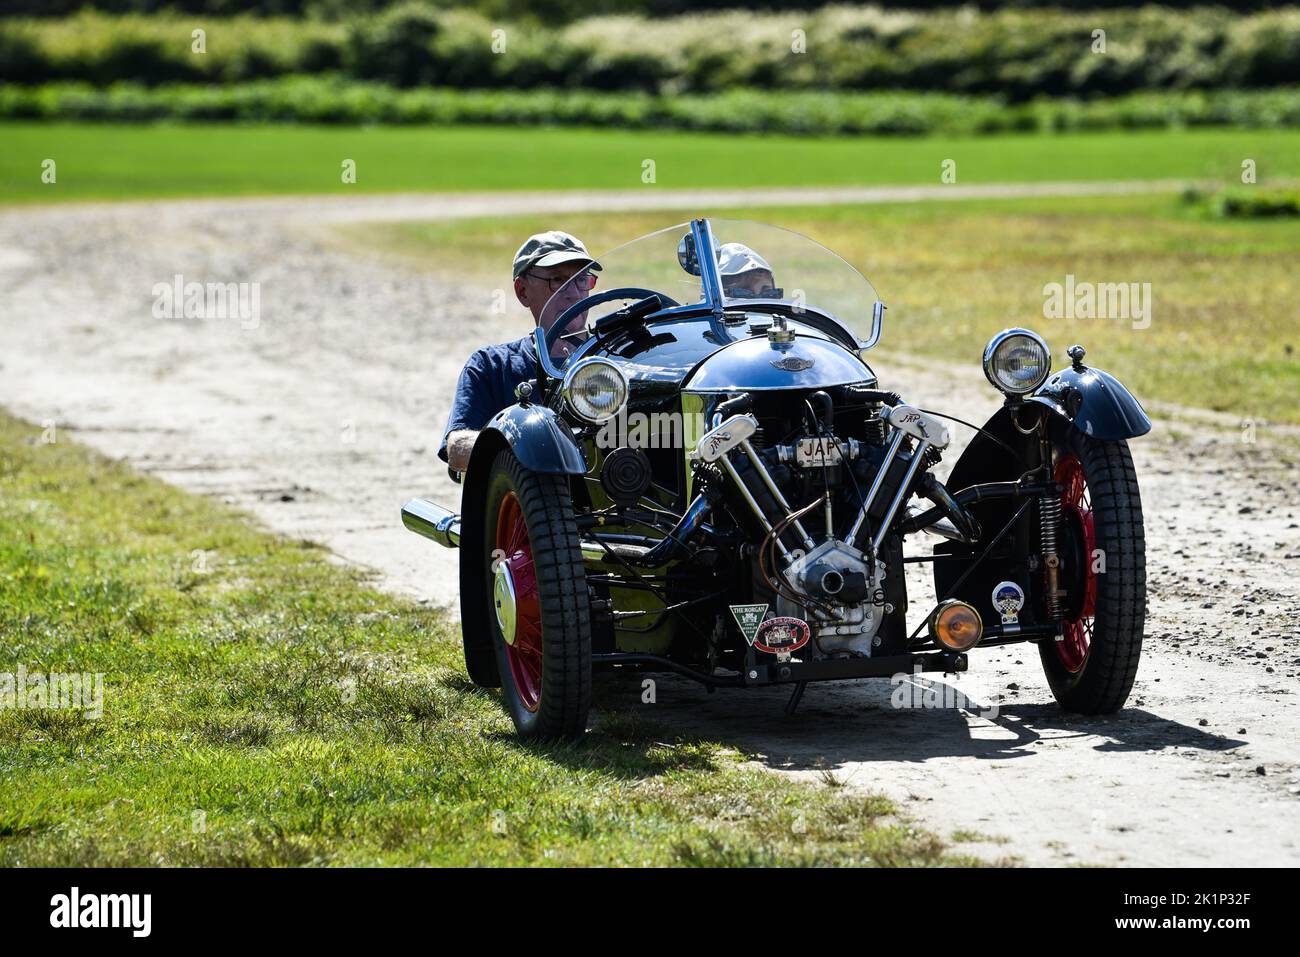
[{"x1": 403, "y1": 219, "x2": 1149, "y2": 739}]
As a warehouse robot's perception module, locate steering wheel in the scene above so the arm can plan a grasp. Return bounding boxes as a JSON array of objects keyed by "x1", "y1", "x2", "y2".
[{"x1": 543, "y1": 287, "x2": 679, "y2": 355}]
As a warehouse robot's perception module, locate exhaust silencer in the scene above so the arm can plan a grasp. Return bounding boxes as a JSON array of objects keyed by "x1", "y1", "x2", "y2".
[{"x1": 402, "y1": 498, "x2": 461, "y2": 548}]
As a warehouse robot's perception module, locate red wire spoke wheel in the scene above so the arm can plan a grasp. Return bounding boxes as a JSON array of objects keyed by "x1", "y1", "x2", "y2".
[
  {"x1": 1039, "y1": 427, "x2": 1146, "y2": 714},
  {"x1": 481, "y1": 449, "x2": 591, "y2": 739},
  {"x1": 494, "y1": 492, "x2": 543, "y2": 712},
  {"x1": 1053, "y1": 453, "x2": 1096, "y2": 673}
]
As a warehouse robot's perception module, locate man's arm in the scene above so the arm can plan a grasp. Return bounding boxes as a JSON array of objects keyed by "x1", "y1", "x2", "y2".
[
  {"x1": 438, "y1": 351, "x2": 496, "y2": 473},
  {"x1": 445, "y1": 429, "x2": 478, "y2": 473}
]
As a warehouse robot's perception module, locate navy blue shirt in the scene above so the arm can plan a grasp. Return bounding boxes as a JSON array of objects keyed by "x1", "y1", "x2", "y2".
[{"x1": 438, "y1": 333, "x2": 538, "y2": 462}]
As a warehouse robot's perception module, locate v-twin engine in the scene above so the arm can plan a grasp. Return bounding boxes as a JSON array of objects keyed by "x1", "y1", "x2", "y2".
[{"x1": 698, "y1": 390, "x2": 955, "y2": 659}]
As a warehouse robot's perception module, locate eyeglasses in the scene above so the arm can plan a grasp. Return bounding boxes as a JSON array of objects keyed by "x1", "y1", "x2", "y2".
[
  {"x1": 524, "y1": 270, "x2": 597, "y2": 292},
  {"x1": 725, "y1": 285, "x2": 784, "y2": 300}
]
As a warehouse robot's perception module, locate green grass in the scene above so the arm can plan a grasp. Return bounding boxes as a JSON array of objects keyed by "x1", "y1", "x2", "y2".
[
  {"x1": 0, "y1": 410, "x2": 965, "y2": 867},
  {"x1": 3, "y1": 122, "x2": 1300, "y2": 203},
  {"x1": 347, "y1": 192, "x2": 1300, "y2": 423}
]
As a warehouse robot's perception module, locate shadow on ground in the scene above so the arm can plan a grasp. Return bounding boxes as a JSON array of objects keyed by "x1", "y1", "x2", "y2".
[{"x1": 592, "y1": 671, "x2": 1242, "y2": 772}]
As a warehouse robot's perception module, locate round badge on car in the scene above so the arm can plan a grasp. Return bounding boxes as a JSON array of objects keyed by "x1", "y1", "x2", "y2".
[
  {"x1": 991, "y1": 580, "x2": 1025, "y2": 625},
  {"x1": 754, "y1": 616, "x2": 811, "y2": 656}
]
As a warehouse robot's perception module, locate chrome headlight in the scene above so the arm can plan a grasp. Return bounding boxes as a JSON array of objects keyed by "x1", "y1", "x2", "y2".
[
  {"x1": 983, "y1": 329, "x2": 1051, "y2": 395},
  {"x1": 562, "y1": 358, "x2": 628, "y2": 424}
]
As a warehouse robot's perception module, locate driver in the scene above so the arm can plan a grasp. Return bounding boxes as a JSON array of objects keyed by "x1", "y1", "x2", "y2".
[
  {"x1": 439, "y1": 230, "x2": 597, "y2": 472},
  {"x1": 718, "y1": 243, "x2": 782, "y2": 299}
]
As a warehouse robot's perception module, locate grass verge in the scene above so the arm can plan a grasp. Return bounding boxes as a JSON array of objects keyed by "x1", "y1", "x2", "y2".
[
  {"x1": 0, "y1": 410, "x2": 965, "y2": 866},
  {"x1": 3, "y1": 122, "x2": 1300, "y2": 203}
]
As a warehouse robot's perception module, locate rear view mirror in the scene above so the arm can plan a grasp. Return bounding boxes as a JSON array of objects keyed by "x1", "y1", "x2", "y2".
[{"x1": 677, "y1": 233, "x2": 701, "y2": 276}]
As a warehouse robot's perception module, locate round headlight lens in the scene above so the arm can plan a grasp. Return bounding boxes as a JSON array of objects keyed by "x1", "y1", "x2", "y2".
[
  {"x1": 983, "y1": 329, "x2": 1051, "y2": 395},
  {"x1": 930, "y1": 600, "x2": 984, "y2": 652},
  {"x1": 563, "y1": 359, "x2": 628, "y2": 423}
]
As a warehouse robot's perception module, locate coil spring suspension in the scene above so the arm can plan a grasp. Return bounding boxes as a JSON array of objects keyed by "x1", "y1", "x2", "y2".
[{"x1": 1040, "y1": 493, "x2": 1062, "y2": 621}]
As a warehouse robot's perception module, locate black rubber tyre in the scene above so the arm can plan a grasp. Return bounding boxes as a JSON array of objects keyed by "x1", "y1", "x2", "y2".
[
  {"x1": 482, "y1": 449, "x2": 591, "y2": 739},
  {"x1": 1039, "y1": 425, "x2": 1146, "y2": 714}
]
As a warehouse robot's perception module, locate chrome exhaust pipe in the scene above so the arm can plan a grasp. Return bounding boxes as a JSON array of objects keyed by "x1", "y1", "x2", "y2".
[
  {"x1": 848, "y1": 404, "x2": 950, "y2": 552},
  {"x1": 582, "y1": 539, "x2": 653, "y2": 563},
  {"x1": 847, "y1": 428, "x2": 905, "y2": 548},
  {"x1": 401, "y1": 498, "x2": 461, "y2": 548},
  {"x1": 872, "y1": 439, "x2": 930, "y2": 553},
  {"x1": 710, "y1": 409, "x2": 795, "y2": 562},
  {"x1": 718, "y1": 455, "x2": 794, "y2": 561},
  {"x1": 739, "y1": 439, "x2": 815, "y2": 551}
]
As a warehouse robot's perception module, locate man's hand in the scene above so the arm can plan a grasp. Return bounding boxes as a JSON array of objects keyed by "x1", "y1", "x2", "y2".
[{"x1": 446, "y1": 429, "x2": 478, "y2": 473}]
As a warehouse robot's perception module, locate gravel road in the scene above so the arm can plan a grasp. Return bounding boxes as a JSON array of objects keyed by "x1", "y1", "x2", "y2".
[{"x1": 2, "y1": 182, "x2": 1296, "y2": 866}]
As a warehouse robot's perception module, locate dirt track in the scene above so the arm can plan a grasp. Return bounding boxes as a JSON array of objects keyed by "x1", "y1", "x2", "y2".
[{"x1": 1, "y1": 184, "x2": 1297, "y2": 866}]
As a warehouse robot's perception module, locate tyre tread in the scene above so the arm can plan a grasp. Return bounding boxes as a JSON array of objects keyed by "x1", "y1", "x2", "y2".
[
  {"x1": 1041, "y1": 432, "x2": 1146, "y2": 714},
  {"x1": 490, "y1": 452, "x2": 591, "y2": 739}
]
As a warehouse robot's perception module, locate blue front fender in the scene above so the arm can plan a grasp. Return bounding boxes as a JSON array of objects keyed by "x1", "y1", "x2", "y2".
[
  {"x1": 1026, "y1": 364, "x2": 1151, "y2": 441},
  {"x1": 480, "y1": 402, "x2": 588, "y2": 476}
]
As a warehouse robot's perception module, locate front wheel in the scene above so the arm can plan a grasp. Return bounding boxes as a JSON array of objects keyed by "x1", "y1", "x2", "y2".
[
  {"x1": 482, "y1": 449, "x2": 591, "y2": 739},
  {"x1": 1039, "y1": 427, "x2": 1146, "y2": 714}
]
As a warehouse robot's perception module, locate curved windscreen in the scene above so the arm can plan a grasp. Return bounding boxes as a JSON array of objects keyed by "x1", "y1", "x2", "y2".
[{"x1": 540, "y1": 219, "x2": 882, "y2": 369}]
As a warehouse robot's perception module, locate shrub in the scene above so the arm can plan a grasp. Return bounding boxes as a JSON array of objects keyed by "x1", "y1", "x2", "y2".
[
  {"x1": 345, "y1": 1, "x2": 443, "y2": 87},
  {"x1": 1216, "y1": 188, "x2": 1300, "y2": 217},
  {"x1": 4, "y1": 76, "x2": 1298, "y2": 136},
  {"x1": 6, "y1": 6, "x2": 1300, "y2": 98},
  {"x1": 0, "y1": 27, "x2": 47, "y2": 85}
]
